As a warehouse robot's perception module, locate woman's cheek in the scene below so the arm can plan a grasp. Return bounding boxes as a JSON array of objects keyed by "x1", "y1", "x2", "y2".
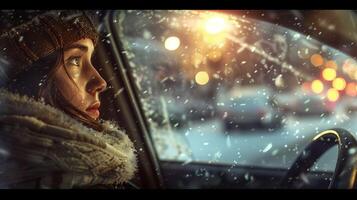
[
  {"x1": 55, "y1": 65, "x2": 89, "y2": 112},
  {"x1": 71, "y1": 83, "x2": 88, "y2": 111},
  {"x1": 55, "y1": 73, "x2": 84, "y2": 110},
  {"x1": 71, "y1": 68, "x2": 81, "y2": 79}
]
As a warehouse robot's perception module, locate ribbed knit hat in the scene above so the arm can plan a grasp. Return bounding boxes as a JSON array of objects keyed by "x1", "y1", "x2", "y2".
[{"x1": 0, "y1": 10, "x2": 99, "y2": 80}]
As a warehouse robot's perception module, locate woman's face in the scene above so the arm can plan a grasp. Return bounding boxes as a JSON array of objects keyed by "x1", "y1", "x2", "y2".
[{"x1": 54, "y1": 38, "x2": 107, "y2": 120}]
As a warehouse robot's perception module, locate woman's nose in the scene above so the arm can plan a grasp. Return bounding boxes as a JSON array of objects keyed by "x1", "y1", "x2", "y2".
[{"x1": 86, "y1": 67, "x2": 107, "y2": 95}]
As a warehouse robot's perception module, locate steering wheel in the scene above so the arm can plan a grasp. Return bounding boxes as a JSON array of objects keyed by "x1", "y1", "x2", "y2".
[{"x1": 280, "y1": 128, "x2": 357, "y2": 189}]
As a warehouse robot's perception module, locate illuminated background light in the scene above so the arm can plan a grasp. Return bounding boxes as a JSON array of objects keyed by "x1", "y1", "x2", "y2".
[
  {"x1": 311, "y1": 79, "x2": 324, "y2": 94},
  {"x1": 332, "y1": 77, "x2": 346, "y2": 91},
  {"x1": 347, "y1": 68, "x2": 357, "y2": 80},
  {"x1": 205, "y1": 17, "x2": 226, "y2": 34},
  {"x1": 310, "y1": 54, "x2": 324, "y2": 67},
  {"x1": 164, "y1": 36, "x2": 180, "y2": 51},
  {"x1": 207, "y1": 50, "x2": 223, "y2": 62},
  {"x1": 325, "y1": 60, "x2": 337, "y2": 69},
  {"x1": 346, "y1": 82, "x2": 357, "y2": 97},
  {"x1": 203, "y1": 34, "x2": 226, "y2": 47},
  {"x1": 352, "y1": 70, "x2": 357, "y2": 80},
  {"x1": 302, "y1": 82, "x2": 311, "y2": 91},
  {"x1": 195, "y1": 71, "x2": 210, "y2": 85},
  {"x1": 343, "y1": 59, "x2": 356, "y2": 73},
  {"x1": 322, "y1": 68, "x2": 336, "y2": 81},
  {"x1": 327, "y1": 88, "x2": 339, "y2": 102}
]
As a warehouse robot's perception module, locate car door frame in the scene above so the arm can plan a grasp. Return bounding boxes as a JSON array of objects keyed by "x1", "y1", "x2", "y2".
[{"x1": 97, "y1": 10, "x2": 165, "y2": 189}]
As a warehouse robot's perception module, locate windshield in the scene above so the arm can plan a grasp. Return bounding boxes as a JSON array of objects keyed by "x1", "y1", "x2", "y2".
[{"x1": 115, "y1": 10, "x2": 357, "y2": 172}]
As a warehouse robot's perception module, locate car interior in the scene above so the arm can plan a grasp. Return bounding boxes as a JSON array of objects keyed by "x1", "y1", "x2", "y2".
[{"x1": 1, "y1": 10, "x2": 357, "y2": 189}]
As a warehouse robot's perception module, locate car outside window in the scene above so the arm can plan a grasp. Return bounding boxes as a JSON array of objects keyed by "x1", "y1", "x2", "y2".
[{"x1": 113, "y1": 10, "x2": 357, "y2": 174}]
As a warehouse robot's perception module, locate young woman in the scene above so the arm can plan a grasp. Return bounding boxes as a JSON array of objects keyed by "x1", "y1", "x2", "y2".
[{"x1": 0, "y1": 10, "x2": 137, "y2": 188}]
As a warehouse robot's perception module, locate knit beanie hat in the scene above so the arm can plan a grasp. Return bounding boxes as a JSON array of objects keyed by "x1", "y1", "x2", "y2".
[{"x1": 0, "y1": 10, "x2": 99, "y2": 82}]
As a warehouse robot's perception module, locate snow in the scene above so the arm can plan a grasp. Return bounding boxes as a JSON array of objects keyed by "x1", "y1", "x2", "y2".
[
  {"x1": 348, "y1": 147, "x2": 357, "y2": 155},
  {"x1": 262, "y1": 143, "x2": 273, "y2": 153},
  {"x1": 113, "y1": 88, "x2": 124, "y2": 97},
  {"x1": 115, "y1": 10, "x2": 357, "y2": 180},
  {"x1": 0, "y1": 148, "x2": 9, "y2": 157}
]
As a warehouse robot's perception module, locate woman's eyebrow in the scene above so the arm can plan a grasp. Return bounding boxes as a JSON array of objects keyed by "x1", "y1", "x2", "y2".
[{"x1": 64, "y1": 44, "x2": 89, "y2": 52}]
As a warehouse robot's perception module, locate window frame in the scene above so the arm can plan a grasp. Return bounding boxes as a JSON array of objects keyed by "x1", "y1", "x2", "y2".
[{"x1": 100, "y1": 10, "x2": 165, "y2": 189}]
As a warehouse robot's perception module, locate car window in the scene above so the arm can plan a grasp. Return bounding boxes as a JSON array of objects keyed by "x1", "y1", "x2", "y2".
[{"x1": 113, "y1": 10, "x2": 357, "y2": 173}]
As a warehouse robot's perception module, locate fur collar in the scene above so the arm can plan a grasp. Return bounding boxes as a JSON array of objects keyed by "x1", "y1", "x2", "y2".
[{"x1": 0, "y1": 89, "x2": 137, "y2": 188}]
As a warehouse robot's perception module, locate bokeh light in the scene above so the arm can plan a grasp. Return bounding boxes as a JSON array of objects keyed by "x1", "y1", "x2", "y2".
[
  {"x1": 195, "y1": 71, "x2": 210, "y2": 85},
  {"x1": 164, "y1": 36, "x2": 181, "y2": 51},
  {"x1": 332, "y1": 77, "x2": 346, "y2": 91},
  {"x1": 310, "y1": 54, "x2": 324, "y2": 67},
  {"x1": 322, "y1": 68, "x2": 336, "y2": 81},
  {"x1": 311, "y1": 79, "x2": 324, "y2": 94},
  {"x1": 345, "y1": 82, "x2": 357, "y2": 97},
  {"x1": 343, "y1": 59, "x2": 356, "y2": 73},
  {"x1": 324, "y1": 60, "x2": 337, "y2": 70},
  {"x1": 327, "y1": 88, "x2": 340, "y2": 102},
  {"x1": 205, "y1": 17, "x2": 226, "y2": 34}
]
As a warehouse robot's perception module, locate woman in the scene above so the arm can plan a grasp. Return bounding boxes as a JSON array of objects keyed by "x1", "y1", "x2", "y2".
[{"x1": 0, "y1": 10, "x2": 137, "y2": 188}]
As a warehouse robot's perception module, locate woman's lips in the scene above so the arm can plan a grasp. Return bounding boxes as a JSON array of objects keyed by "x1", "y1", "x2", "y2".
[
  {"x1": 86, "y1": 108, "x2": 100, "y2": 119},
  {"x1": 86, "y1": 102, "x2": 100, "y2": 119}
]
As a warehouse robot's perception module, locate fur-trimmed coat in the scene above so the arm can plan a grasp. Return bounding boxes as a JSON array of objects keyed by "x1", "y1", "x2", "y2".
[{"x1": 0, "y1": 89, "x2": 137, "y2": 189}]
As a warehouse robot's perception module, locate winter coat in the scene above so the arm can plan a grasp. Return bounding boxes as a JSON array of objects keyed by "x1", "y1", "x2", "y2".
[{"x1": 0, "y1": 89, "x2": 137, "y2": 189}]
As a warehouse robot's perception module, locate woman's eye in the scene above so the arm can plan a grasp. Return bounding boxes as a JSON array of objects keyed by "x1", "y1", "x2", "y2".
[{"x1": 67, "y1": 57, "x2": 81, "y2": 67}]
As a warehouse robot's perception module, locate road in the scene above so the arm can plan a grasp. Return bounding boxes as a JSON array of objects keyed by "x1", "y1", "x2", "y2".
[{"x1": 152, "y1": 103, "x2": 357, "y2": 172}]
